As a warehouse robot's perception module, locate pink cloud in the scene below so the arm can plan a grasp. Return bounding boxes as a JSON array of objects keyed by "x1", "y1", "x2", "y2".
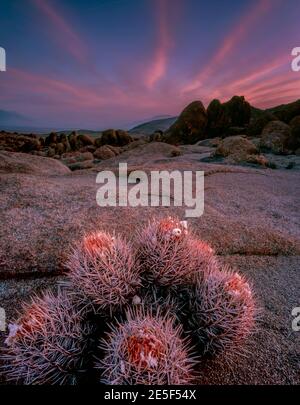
[{"x1": 145, "y1": 0, "x2": 172, "y2": 88}]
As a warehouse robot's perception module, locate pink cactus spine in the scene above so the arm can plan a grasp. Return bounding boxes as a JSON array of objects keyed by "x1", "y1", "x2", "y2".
[
  {"x1": 137, "y1": 216, "x2": 215, "y2": 286},
  {"x1": 1, "y1": 289, "x2": 92, "y2": 385},
  {"x1": 64, "y1": 231, "x2": 141, "y2": 314},
  {"x1": 188, "y1": 267, "x2": 256, "y2": 356},
  {"x1": 97, "y1": 309, "x2": 197, "y2": 385}
]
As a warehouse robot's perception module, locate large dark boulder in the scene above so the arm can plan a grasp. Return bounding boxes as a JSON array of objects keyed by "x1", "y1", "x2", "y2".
[
  {"x1": 101, "y1": 129, "x2": 133, "y2": 146},
  {"x1": 77, "y1": 134, "x2": 95, "y2": 147},
  {"x1": 164, "y1": 101, "x2": 208, "y2": 144},
  {"x1": 68, "y1": 131, "x2": 78, "y2": 150},
  {"x1": 206, "y1": 99, "x2": 229, "y2": 137},
  {"x1": 206, "y1": 96, "x2": 251, "y2": 138},
  {"x1": 288, "y1": 115, "x2": 300, "y2": 151},
  {"x1": 116, "y1": 129, "x2": 133, "y2": 146},
  {"x1": 222, "y1": 96, "x2": 251, "y2": 127},
  {"x1": 45, "y1": 132, "x2": 57, "y2": 146}
]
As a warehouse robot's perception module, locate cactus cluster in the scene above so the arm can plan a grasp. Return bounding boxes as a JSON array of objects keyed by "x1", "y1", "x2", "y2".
[{"x1": 1, "y1": 217, "x2": 257, "y2": 385}]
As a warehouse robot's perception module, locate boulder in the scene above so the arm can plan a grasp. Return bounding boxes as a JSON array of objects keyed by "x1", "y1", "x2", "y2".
[
  {"x1": 287, "y1": 115, "x2": 300, "y2": 151},
  {"x1": 206, "y1": 99, "x2": 229, "y2": 137},
  {"x1": 213, "y1": 135, "x2": 266, "y2": 165},
  {"x1": 215, "y1": 136, "x2": 258, "y2": 158},
  {"x1": 222, "y1": 96, "x2": 251, "y2": 127},
  {"x1": 20, "y1": 137, "x2": 42, "y2": 153},
  {"x1": 0, "y1": 132, "x2": 42, "y2": 153},
  {"x1": 101, "y1": 129, "x2": 118, "y2": 145},
  {"x1": 260, "y1": 120, "x2": 291, "y2": 154},
  {"x1": 58, "y1": 133, "x2": 71, "y2": 152},
  {"x1": 101, "y1": 129, "x2": 133, "y2": 146},
  {"x1": 68, "y1": 131, "x2": 78, "y2": 150},
  {"x1": 77, "y1": 134, "x2": 95, "y2": 147},
  {"x1": 93, "y1": 145, "x2": 116, "y2": 160},
  {"x1": 164, "y1": 100, "x2": 208, "y2": 144},
  {"x1": 45, "y1": 132, "x2": 57, "y2": 146},
  {"x1": 116, "y1": 129, "x2": 133, "y2": 146},
  {"x1": 206, "y1": 96, "x2": 251, "y2": 138},
  {"x1": 0, "y1": 151, "x2": 71, "y2": 175}
]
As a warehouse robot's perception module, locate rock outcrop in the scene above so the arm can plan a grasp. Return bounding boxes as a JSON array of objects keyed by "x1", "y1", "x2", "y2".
[
  {"x1": 164, "y1": 101, "x2": 208, "y2": 144},
  {"x1": 0, "y1": 132, "x2": 42, "y2": 153},
  {"x1": 0, "y1": 151, "x2": 71, "y2": 175},
  {"x1": 206, "y1": 96, "x2": 251, "y2": 138},
  {"x1": 101, "y1": 129, "x2": 133, "y2": 146}
]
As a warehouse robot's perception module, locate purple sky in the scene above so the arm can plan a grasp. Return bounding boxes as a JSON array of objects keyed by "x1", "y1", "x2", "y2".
[{"x1": 0, "y1": 0, "x2": 300, "y2": 129}]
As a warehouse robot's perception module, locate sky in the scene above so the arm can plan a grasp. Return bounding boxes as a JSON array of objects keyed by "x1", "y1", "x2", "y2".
[{"x1": 0, "y1": 0, "x2": 299, "y2": 130}]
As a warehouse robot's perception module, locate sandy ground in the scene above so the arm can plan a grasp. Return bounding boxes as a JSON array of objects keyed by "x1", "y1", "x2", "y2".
[{"x1": 0, "y1": 145, "x2": 299, "y2": 384}]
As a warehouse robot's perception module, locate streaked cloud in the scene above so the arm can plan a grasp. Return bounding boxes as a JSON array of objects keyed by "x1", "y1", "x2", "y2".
[
  {"x1": 145, "y1": 0, "x2": 172, "y2": 88},
  {"x1": 31, "y1": 0, "x2": 87, "y2": 64},
  {"x1": 182, "y1": 0, "x2": 273, "y2": 93}
]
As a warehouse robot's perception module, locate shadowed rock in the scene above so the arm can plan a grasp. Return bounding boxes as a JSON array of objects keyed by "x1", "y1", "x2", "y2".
[
  {"x1": 260, "y1": 120, "x2": 291, "y2": 154},
  {"x1": 164, "y1": 101, "x2": 208, "y2": 144}
]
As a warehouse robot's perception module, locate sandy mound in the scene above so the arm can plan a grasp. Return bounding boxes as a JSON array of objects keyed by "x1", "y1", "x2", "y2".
[{"x1": 0, "y1": 151, "x2": 71, "y2": 176}]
